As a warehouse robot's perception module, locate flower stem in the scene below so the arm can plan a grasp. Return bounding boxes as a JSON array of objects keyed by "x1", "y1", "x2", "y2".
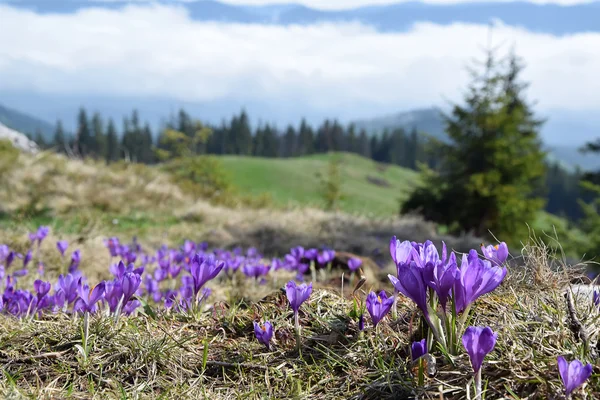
[
  {"x1": 294, "y1": 311, "x2": 301, "y2": 355},
  {"x1": 475, "y1": 368, "x2": 482, "y2": 400},
  {"x1": 391, "y1": 290, "x2": 398, "y2": 320},
  {"x1": 83, "y1": 311, "x2": 90, "y2": 352}
]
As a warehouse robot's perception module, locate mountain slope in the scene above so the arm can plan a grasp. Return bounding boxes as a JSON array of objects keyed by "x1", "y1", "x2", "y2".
[
  {"x1": 0, "y1": 104, "x2": 54, "y2": 140},
  {"x1": 219, "y1": 152, "x2": 419, "y2": 216}
]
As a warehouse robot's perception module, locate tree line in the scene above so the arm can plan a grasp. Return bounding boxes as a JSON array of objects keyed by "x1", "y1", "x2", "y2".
[{"x1": 34, "y1": 108, "x2": 439, "y2": 171}]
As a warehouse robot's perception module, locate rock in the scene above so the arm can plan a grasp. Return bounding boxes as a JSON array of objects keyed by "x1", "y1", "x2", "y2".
[{"x1": 0, "y1": 123, "x2": 38, "y2": 153}]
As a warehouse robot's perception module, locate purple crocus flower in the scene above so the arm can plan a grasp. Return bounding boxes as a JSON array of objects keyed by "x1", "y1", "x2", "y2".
[
  {"x1": 417, "y1": 242, "x2": 458, "y2": 311},
  {"x1": 34, "y1": 280, "x2": 51, "y2": 300},
  {"x1": 593, "y1": 290, "x2": 599, "y2": 308},
  {"x1": 462, "y1": 326, "x2": 497, "y2": 373},
  {"x1": 5, "y1": 251, "x2": 15, "y2": 268},
  {"x1": 317, "y1": 250, "x2": 335, "y2": 265},
  {"x1": 285, "y1": 280, "x2": 312, "y2": 313},
  {"x1": 557, "y1": 356, "x2": 593, "y2": 397},
  {"x1": 189, "y1": 254, "x2": 224, "y2": 297},
  {"x1": 120, "y1": 272, "x2": 141, "y2": 304},
  {"x1": 347, "y1": 257, "x2": 362, "y2": 272},
  {"x1": 388, "y1": 259, "x2": 430, "y2": 319},
  {"x1": 290, "y1": 246, "x2": 305, "y2": 261},
  {"x1": 480, "y1": 242, "x2": 509, "y2": 266},
  {"x1": 37, "y1": 226, "x2": 50, "y2": 243},
  {"x1": 122, "y1": 299, "x2": 141, "y2": 315},
  {"x1": 69, "y1": 250, "x2": 81, "y2": 273},
  {"x1": 304, "y1": 248, "x2": 319, "y2": 260},
  {"x1": 411, "y1": 339, "x2": 427, "y2": 361},
  {"x1": 253, "y1": 321, "x2": 274, "y2": 350},
  {"x1": 0, "y1": 245, "x2": 9, "y2": 261},
  {"x1": 454, "y1": 251, "x2": 507, "y2": 314},
  {"x1": 58, "y1": 273, "x2": 80, "y2": 305},
  {"x1": 390, "y1": 236, "x2": 414, "y2": 265},
  {"x1": 366, "y1": 291, "x2": 394, "y2": 327},
  {"x1": 110, "y1": 260, "x2": 144, "y2": 279},
  {"x1": 242, "y1": 263, "x2": 270, "y2": 279},
  {"x1": 56, "y1": 240, "x2": 69, "y2": 256},
  {"x1": 105, "y1": 237, "x2": 121, "y2": 257},
  {"x1": 23, "y1": 250, "x2": 32, "y2": 268},
  {"x1": 74, "y1": 281, "x2": 106, "y2": 313}
]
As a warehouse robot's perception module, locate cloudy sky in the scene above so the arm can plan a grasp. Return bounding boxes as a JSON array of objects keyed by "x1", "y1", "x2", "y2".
[{"x1": 0, "y1": 1, "x2": 598, "y2": 127}]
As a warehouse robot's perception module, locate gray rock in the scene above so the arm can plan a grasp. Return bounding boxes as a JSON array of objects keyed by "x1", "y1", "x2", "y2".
[{"x1": 0, "y1": 122, "x2": 38, "y2": 153}]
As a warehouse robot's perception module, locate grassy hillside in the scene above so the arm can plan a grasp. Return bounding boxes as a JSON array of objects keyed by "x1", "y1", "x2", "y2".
[{"x1": 218, "y1": 152, "x2": 419, "y2": 217}]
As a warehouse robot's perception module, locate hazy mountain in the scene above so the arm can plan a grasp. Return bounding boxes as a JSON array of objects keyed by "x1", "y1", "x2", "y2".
[
  {"x1": 1, "y1": 0, "x2": 599, "y2": 36},
  {"x1": 0, "y1": 104, "x2": 54, "y2": 139}
]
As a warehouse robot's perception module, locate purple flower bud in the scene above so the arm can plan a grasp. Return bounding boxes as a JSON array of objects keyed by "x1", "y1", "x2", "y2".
[
  {"x1": 557, "y1": 356, "x2": 593, "y2": 396},
  {"x1": 23, "y1": 250, "x2": 32, "y2": 268},
  {"x1": 69, "y1": 250, "x2": 81, "y2": 273},
  {"x1": 347, "y1": 257, "x2": 362, "y2": 272},
  {"x1": 285, "y1": 280, "x2": 312, "y2": 313},
  {"x1": 253, "y1": 321, "x2": 273, "y2": 350},
  {"x1": 366, "y1": 290, "x2": 394, "y2": 327},
  {"x1": 411, "y1": 339, "x2": 427, "y2": 361},
  {"x1": 121, "y1": 272, "x2": 141, "y2": 304},
  {"x1": 462, "y1": 326, "x2": 497, "y2": 374}
]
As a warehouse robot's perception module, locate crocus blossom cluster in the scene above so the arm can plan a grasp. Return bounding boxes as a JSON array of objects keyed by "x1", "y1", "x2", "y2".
[{"x1": 386, "y1": 237, "x2": 507, "y2": 353}]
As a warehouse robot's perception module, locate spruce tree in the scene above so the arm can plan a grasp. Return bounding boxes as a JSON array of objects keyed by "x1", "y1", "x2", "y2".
[
  {"x1": 75, "y1": 108, "x2": 92, "y2": 157},
  {"x1": 402, "y1": 49, "x2": 546, "y2": 243},
  {"x1": 53, "y1": 120, "x2": 66, "y2": 154},
  {"x1": 105, "y1": 118, "x2": 119, "y2": 164},
  {"x1": 90, "y1": 112, "x2": 106, "y2": 159}
]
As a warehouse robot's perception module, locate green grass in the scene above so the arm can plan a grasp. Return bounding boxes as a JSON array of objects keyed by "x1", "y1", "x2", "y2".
[{"x1": 218, "y1": 152, "x2": 419, "y2": 217}]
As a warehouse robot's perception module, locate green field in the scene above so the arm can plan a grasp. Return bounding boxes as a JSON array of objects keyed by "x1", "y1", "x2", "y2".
[{"x1": 219, "y1": 152, "x2": 419, "y2": 217}]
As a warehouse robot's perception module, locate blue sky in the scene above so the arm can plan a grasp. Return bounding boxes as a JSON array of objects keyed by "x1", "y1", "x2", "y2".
[{"x1": 0, "y1": 0, "x2": 598, "y2": 140}]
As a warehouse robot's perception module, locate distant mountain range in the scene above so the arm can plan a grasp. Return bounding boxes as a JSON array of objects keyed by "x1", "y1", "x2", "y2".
[
  {"x1": 0, "y1": 104, "x2": 54, "y2": 139},
  {"x1": 1, "y1": 0, "x2": 599, "y2": 36}
]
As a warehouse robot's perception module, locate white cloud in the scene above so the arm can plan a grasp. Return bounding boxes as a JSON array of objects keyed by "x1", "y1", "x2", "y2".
[{"x1": 0, "y1": 3, "x2": 598, "y2": 117}]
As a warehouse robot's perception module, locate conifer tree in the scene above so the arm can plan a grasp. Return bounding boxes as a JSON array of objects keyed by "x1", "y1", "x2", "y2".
[
  {"x1": 53, "y1": 120, "x2": 66, "y2": 154},
  {"x1": 105, "y1": 118, "x2": 119, "y2": 164},
  {"x1": 75, "y1": 108, "x2": 92, "y2": 157},
  {"x1": 402, "y1": 49, "x2": 546, "y2": 243},
  {"x1": 90, "y1": 112, "x2": 106, "y2": 159}
]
